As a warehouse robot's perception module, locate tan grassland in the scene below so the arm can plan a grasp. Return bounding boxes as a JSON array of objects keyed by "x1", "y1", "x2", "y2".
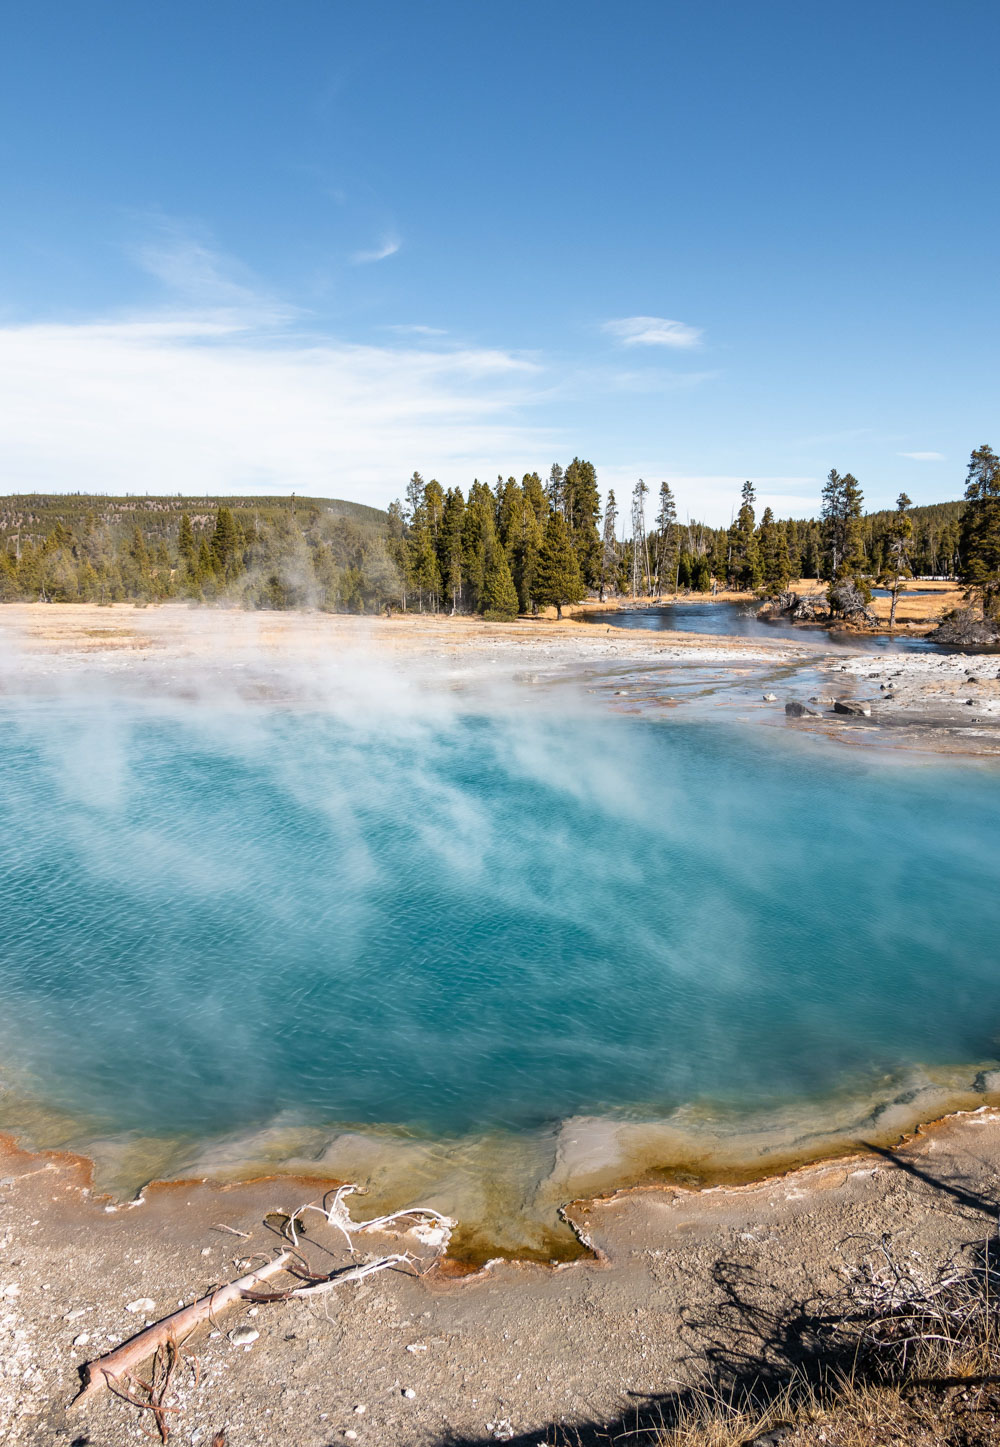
[{"x1": 2, "y1": 602, "x2": 1000, "y2": 1445}]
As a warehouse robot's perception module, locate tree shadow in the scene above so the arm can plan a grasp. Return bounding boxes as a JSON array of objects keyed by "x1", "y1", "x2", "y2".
[{"x1": 437, "y1": 1151, "x2": 1000, "y2": 1447}]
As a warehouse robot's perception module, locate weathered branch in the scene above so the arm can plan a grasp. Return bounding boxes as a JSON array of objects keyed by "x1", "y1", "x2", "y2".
[{"x1": 73, "y1": 1250, "x2": 294, "y2": 1408}]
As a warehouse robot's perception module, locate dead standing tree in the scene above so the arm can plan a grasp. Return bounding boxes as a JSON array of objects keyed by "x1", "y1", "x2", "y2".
[{"x1": 631, "y1": 479, "x2": 650, "y2": 598}]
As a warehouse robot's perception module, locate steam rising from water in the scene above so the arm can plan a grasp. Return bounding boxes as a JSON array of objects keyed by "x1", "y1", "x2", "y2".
[{"x1": 1, "y1": 634, "x2": 999, "y2": 1247}]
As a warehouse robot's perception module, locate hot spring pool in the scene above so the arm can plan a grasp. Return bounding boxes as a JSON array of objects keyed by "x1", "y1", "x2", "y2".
[{"x1": 1, "y1": 693, "x2": 998, "y2": 1242}]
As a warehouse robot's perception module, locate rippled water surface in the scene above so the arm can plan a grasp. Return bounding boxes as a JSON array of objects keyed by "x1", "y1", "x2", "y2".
[{"x1": 2, "y1": 696, "x2": 999, "y2": 1172}]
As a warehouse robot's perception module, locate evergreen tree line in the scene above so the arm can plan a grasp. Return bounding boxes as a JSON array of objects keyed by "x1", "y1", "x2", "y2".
[
  {"x1": 386, "y1": 462, "x2": 603, "y2": 619},
  {"x1": 389, "y1": 465, "x2": 963, "y2": 618},
  {"x1": 1, "y1": 446, "x2": 995, "y2": 618}
]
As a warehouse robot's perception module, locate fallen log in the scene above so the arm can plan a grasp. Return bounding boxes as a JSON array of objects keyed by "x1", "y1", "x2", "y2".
[{"x1": 73, "y1": 1250, "x2": 294, "y2": 1408}]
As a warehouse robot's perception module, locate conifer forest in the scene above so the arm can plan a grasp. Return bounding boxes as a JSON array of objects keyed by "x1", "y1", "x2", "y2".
[{"x1": 1, "y1": 446, "x2": 997, "y2": 621}]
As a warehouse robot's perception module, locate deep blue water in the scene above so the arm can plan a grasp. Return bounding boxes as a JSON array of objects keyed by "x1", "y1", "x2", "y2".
[
  {"x1": 584, "y1": 600, "x2": 946, "y2": 650},
  {"x1": 1, "y1": 699, "x2": 998, "y2": 1156}
]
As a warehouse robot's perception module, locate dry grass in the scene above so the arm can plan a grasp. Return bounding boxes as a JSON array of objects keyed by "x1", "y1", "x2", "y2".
[{"x1": 615, "y1": 1228, "x2": 1000, "y2": 1447}]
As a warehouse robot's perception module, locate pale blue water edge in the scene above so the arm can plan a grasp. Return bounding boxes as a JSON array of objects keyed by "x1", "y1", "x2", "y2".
[{"x1": 1, "y1": 697, "x2": 998, "y2": 1174}]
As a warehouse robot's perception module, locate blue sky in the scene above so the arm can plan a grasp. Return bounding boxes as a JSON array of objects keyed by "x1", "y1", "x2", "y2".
[{"x1": 0, "y1": 2, "x2": 996, "y2": 522}]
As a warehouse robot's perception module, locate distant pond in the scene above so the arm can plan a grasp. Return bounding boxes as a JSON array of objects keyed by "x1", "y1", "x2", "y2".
[{"x1": 582, "y1": 599, "x2": 946, "y2": 652}]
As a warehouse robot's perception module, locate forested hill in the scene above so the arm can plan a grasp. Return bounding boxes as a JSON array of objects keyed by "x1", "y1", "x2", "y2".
[
  {"x1": 0, "y1": 493, "x2": 387, "y2": 550},
  {"x1": 0, "y1": 475, "x2": 974, "y2": 613},
  {"x1": 0, "y1": 493, "x2": 395, "y2": 610}
]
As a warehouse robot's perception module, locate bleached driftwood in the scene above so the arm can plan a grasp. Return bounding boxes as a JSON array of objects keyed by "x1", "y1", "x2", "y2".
[
  {"x1": 73, "y1": 1251, "x2": 294, "y2": 1407},
  {"x1": 289, "y1": 1183, "x2": 453, "y2": 1253},
  {"x1": 73, "y1": 1185, "x2": 454, "y2": 1415}
]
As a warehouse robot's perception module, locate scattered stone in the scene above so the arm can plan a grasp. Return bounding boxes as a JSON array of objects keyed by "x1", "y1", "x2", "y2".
[
  {"x1": 125, "y1": 1296, "x2": 156, "y2": 1314},
  {"x1": 784, "y1": 701, "x2": 820, "y2": 718},
  {"x1": 967, "y1": 675, "x2": 981, "y2": 683},
  {"x1": 762, "y1": 693, "x2": 777, "y2": 701},
  {"x1": 402, "y1": 1387, "x2": 416, "y2": 1398},
  {"x1": 64, "y1": 1308, "x2": 86, "y2": 1321},
  {"x1": 354, "y1": 1404, "x2": 367, "y2": 1415},
  {"x1": 230, "y1": 1326, "x2": 260, "y2": 1346},
  {"x1": 72, "y1": 1333, "x2": 90, "y2": 1348},
  {"x1": 833, "y1": 699, "x2": 872, "y2": 717}
]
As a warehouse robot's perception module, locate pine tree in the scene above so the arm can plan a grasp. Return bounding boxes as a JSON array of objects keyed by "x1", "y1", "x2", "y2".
[
  {"x1": 562, "y1": 457, "x2": 602, "y2": 587},
  {"x1": 959, "y1": 444, "x2": 1000, "y2": 617},
  {"x1": 546, "y1": 464, "x2": 565, "y2": 519},
  {"x1": 509, "y1": 477, "x2": 544, "y2": 612},
  {"x1": 461, "y1": 480, "x2": 496, "y2": 612},
  {"x1": 481, "y1": 546, "x2": 519, "y2": 619},
  {"x1": 878, "y1": 492, "x2": 913, "y2": 631},
  {"x1": 654, "y1": 482, "x2": 678, "y2": 596},
  {"x1": 210, "y1": 507, "x2": 240, "y2": 577},
  {"x1": 758, "y1": 507, "x2": 792, "y2": 592},
  {"x1": 178, "y1": 513, "x2": 195, "y2": 565},
  {"x1": 405, "y1": 471, "x2": 425, "y2": 524},
  {"x1": 438, "y1": 487, "x2": 466, "y2": 613},
  {"x1": 728, "y1": 481, "x2": 761, "y2": 590},
  {"x1": 534, "y1": 511, "x2": 583, "y2": 618},
  {"x1": 599, "y1": 490, "x2": 619, "y2": 601},
  {"x1": 411, "y1": 524, "x2": 441, "y2": 610},
  {"x1": 821, "y1": 469, "x2": 865, "y2": 581}
]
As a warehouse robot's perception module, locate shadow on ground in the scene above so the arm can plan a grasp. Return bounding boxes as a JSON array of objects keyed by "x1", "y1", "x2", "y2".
[{"x1": 439, "y1": 1149, "x2": 1000, "y2": 1446}]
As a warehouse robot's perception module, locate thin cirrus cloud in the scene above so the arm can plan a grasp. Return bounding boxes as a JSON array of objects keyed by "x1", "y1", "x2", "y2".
[
  {"x1": 603, "y1": 316, "x2": 703, "y2": 348},
  {"x1": 898, "y1": 451, "x2": 946, "y2": 462},
  {"x1": 0, "y1": 311, "x2": 556, "y2": 506},
  {"x1": 351, "y1": 234, "x2": 401, "y2": 265},
  {"x1": 0, "y1": 228, "x2": 561, "y2": 506}
]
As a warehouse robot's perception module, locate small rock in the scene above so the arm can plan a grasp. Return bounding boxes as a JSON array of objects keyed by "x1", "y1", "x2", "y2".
[
  {"x1": 762, "y1": 693, "x2": 777, "y2": 701},
  {"x1": 201, "y1": 1247, "x2": 212, "y2": 1256},
  {"x1": 344, "y1": 1432, "x2": 358, "y2": 1441},
  {"x1": 967, "y1": 675, "x2": 981, "y2": 683},
  {"x1": 406, "y1": 1342, "x2": 427, "y2": 1353},
  {"x1": 64, "y1": 1308, "x2": 87, "y2": 1321},
  {"x1": 966, "y1": 699, "x2": 976, "y2": 706},
  {"x1": 403, "y1": 1387, "x2": 416, "y2": 1398},
  {"x1": 833, "y1": 699, "x2": 872, "y2": 717},
  {"x1": 784, "y1": 701, "x2": 820, "y2": 718},
  {"x1": 354, "y1": 1404, "x2": 367, "y2": 1415},
  {"x1": 125, "y1": 1297, "x2": 155, "y2": 1314},
  {"x1": 230, "y1": 1326, "x2": 259, "y2": 1346},
  {"x1": 72, "y1": 1333, "x2": 90, "y2": 1348},
  {"x1": 1, "y1": 1284, "x2": 20, "y2": 1298}
]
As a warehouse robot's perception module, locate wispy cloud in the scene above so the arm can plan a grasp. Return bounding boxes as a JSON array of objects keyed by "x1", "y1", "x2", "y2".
[
  {"x1": 351, "y1": 234, "x2": 401, "y2": 265},
  {"x1": 0, "y1": 308, "x2": 556, "y2": 505},
  {"x1": 384, "y1": 324, "x2": 448, "y2": 337},
  {"x1": 601, "y1": 368, "x2": 719, "y2": 393},
  {"x1": 898, "y1": 450, "x2": 945, "y2": 461},
  {"x1": 602, "y1": 315, "x2": 702, "y2": 348},
  {"x1": 131, "y1": 221, "x2": 290, "y2": 325}
]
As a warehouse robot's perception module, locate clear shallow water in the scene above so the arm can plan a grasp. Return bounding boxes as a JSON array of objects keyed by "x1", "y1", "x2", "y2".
[
  {"x1": 584, "y1": 600, "x2": 946, "y2": 650},
  {"x1": 1, "y1": 696, "x2": 999, "y2": 1194}
]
